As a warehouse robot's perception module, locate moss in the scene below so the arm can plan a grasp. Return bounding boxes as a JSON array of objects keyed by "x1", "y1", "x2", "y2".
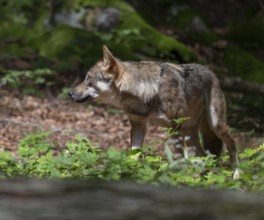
[
  {"x1": 79, "y1": 0, "x2": 196, "y2": 62},
  {"x1": 0, "y1": 15, "x2": 33, "y2": 58},
  {"x1": 39, "y1": 25, "x2": 103, "y2": 67},
  {"x1": 39, "y1": 26, "x2": 75, "y2": 59},
  {"x1": 0, "y1": 0, "x2": 197, "y2": 68},
  {"x1": 0, "y1": 0, "x2": 196, "y2": 65},
  {"x1": 76, "y1": 0, "x2": 133, "y2": 11},
  {"x1": 224, "y1": 45, "x2": 264, "y2": 83}
]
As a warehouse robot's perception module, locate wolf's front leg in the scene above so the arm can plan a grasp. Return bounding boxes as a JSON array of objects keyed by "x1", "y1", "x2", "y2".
[{"x1": 129, "y1": 114, "x2": 147, "y2": 149}]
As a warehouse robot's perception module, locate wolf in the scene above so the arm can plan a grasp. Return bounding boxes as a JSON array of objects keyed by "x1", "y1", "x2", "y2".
[{"x1": 69, "y1": 45, "x2": 240, "y2": 177}]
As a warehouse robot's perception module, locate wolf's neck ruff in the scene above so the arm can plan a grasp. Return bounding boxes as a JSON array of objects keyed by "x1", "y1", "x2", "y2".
[
  {"x1": 116, "y1": 74, "x2": 159, "y2": 103},
  {"x1": 115, "y1": 61, "x2": 183, "y2": 103}
]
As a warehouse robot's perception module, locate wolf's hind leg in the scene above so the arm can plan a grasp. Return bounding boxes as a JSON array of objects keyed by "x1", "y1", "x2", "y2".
[
  {"x1": 213, "y1": 125, "x2": 239, "y2": 165},
  {"x1": 210, "y1": 123, "x2": 241, "y2": 179},
  {"x1": 129, "y1": 114, "x2": 147, "y2": 149},
  {"x1": 206, "y1": 90, "x2": 239, "y2": 166},
  {"x1": 207, "y1": 91, "x2": 241, "y2": 179},
  {"x1": 172, "y1": 124, "x2": 205, "y2": 157}
]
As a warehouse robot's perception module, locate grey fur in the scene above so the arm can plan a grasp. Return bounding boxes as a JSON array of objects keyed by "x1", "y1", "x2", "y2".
[{"x1": 69, "y1": 46, "x2": 239, "y2": 169}]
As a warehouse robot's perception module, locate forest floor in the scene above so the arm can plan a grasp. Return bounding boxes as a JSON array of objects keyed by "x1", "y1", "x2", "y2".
[
  {"x1": 0, "y1": 90, "x2": 263, "y2": 156},
  {"x1": 0, "y1": 92, "x2": 165, "y2": 154}
]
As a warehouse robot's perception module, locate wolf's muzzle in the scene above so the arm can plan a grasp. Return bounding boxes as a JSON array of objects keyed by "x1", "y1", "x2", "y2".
[
  {"x1": 68, "y1": 90, "x2": 74, "y2": 98},
  {"x1": 68, "y1": 90, "x2": 93, "y2": 103}
]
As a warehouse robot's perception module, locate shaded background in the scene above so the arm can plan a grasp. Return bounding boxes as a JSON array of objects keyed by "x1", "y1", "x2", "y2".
[{"x1": 0, "y1": 0, "x2": 263, "y2": 152}]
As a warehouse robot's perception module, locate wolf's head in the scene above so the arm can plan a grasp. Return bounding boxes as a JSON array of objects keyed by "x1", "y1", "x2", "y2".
[{"x1": 69, "y1": 46, "x2": 120, "y2": 103}]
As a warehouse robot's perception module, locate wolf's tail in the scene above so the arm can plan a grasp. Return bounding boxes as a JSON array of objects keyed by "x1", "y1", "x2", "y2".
[{"x1": 199, "y1": 115, "x2": 223, "y2": 157}]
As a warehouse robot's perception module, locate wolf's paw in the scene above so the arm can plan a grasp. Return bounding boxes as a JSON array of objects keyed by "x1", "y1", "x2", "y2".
[
  {"x1": 131, "y1": 146, "x2": 140, "y2": 150},
  {"x1": 233, "y1": 168, "x2": 243, "y2": 180}
]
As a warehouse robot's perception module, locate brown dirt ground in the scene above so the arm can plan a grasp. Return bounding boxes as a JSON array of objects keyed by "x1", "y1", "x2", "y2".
[
  {"x1": 0, "y1": 92, "x2": 166, "y2": 154},
  {"x1": 0, "y1": 90, "x2": 263, "y2": 156}
]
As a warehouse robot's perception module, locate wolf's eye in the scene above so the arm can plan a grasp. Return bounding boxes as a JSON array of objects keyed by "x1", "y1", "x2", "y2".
[{"x1": 86, "y1": 77, "x2": 94, "y2": 86}]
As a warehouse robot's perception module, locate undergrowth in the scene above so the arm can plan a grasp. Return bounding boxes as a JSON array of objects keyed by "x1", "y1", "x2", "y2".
[
  {"x1": 0, "y1": 132, "x2": 264, "y2": 191},
  {"x1": 0, "y1": 68, "x2": 55, "y2": 94}
]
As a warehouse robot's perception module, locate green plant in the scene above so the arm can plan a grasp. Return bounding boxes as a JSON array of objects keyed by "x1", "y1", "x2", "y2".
[
  {"x1": 96, "y1": 28, "x2": 146, "y2": 47},
  {"x1": 58, "y1": 87, "x2": 71, "y2": 99},
  {"x1": 0, "y1": 68, "x2": 55, "y2": 93},
  {"x1": 0, "y1": 152, "x2": 20, "y2": 178},
  {"x1": 1, "y1": 131, "x2": 264, "y2": 191}
]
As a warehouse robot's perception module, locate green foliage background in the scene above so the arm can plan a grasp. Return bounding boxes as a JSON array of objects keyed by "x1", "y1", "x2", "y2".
[
  {"x1": 0, "y1": 0, "x2": 195, "y2": 70},
  {"x1": 0, "y1": 0, "x2": 263, "y2": 81}
]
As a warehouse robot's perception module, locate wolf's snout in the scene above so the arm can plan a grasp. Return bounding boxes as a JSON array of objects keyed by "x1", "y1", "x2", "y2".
[
  {"x1": 68, "y1": 90, "x2": 89, "y2": 103},
  {"x1": 68, "y1": 90, "x2": 74, "y2": 98}
]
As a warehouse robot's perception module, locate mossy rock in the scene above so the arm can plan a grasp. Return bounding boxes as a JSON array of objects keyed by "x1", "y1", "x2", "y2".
[
  {"x1": 127, "y1": 2, "x2": 217, "y2": 46},
  {"x1": 39, "y1": 26, "x2": 101, "y2": 65},
  {"x1": 38, "y1": 27, "x2": 139, "y2": 70},
  {"x1": 224, "y1": 45, "x2": 264, "y2": 83},
  {"x1": 76, "y1": 0, "x2": 196, "y2": 62},
  {"x1": 0, "y1": 0, "x2": 196, "y2": 68}
]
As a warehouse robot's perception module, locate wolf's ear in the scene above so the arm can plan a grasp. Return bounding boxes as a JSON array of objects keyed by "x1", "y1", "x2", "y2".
[{"x1": 101, "y1": 45, "x2": 120, "y2": 78}]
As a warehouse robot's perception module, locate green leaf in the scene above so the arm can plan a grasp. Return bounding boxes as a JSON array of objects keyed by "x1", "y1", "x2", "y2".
[{"x1": 107, "y1": 147, "x2": 123, "y2": 161}]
